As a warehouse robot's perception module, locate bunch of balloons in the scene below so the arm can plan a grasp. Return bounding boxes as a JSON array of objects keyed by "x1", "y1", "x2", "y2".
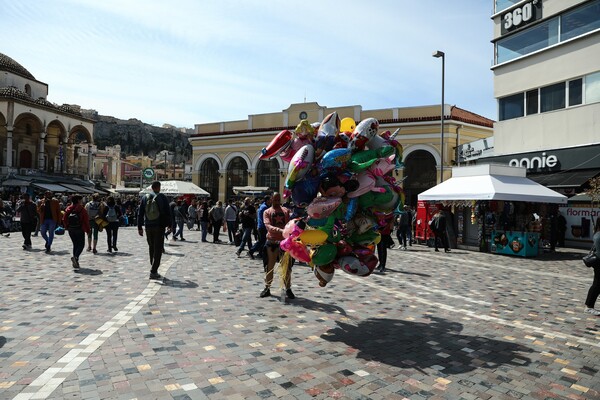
[{"x1": 260, "y1": 112, "x2": 404, "y2": 287}]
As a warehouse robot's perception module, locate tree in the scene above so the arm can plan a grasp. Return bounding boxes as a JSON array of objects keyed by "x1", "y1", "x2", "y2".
[{"x1": 587, "y1": 176, "x2": 600, "y2": 214}]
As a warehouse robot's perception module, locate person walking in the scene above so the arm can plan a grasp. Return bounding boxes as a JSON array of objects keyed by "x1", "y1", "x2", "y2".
[
  {"x1": 63, "y1": 195, "x2": 90, "y2": 270},
  {"x1": 187, "y1": 200, "x2": 198, "y2": 230},
  {"x1": 209, "y1": 201, "x2": 224, "y2": 243},
  {"x1": 16, "y1": 193, "x2": 37, "y2": 250},
  {"x1": 259, "y1": 193, "x2": 293, "y2": 299},
  {"x1": 249, "y1": 195, "x2": 271, "y2": 260},
  {"x1": 137, "y1": 181, "x2": 172, "y2": 280},
  {"x1": 224, "y1": 199, "x2": 238, "y2": 244},
  {"x1": 172, "y1": 199, "x2": 186, "y2": 241},
  {"x1": 236, "y1": 197, "x2": 256, "y2": 257},
  {"x1": 431, "y1": 210, "x2": 450, "y2": 253},
  {"x1": 198, "y1": 201, "x2": 210, "y2": 242},
  {"x1": 376, "y1": 216, "x2": 395, "y2": 274},
  {"x1": 37, "y1": 190, "x2": 61, "y2": 253},
  {"x1": 584, "y1": 218, "x2": 600, "y2": 316},
  {"x1": 395, "y1": 205, "x2": 412, "y2": 250},
  {"x1": 101, "y1": 196, "x2": 122, "y2": 252},
  {"x1": 85, "y1": 193, "x2": 102, "y2": 254}
]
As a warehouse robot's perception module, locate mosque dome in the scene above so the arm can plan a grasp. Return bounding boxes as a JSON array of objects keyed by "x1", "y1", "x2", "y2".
[{"x1": 0, "y1": 52, "x2": 36, "y2": 80}]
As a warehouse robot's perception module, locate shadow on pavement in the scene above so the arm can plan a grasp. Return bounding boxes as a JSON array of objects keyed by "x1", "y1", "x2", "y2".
[
  {"x1": 74, "y1": 268, "x2": 103, "y2": 276},
  {"x1": 322, "y1": 316, "x2": 532, "y2": 374},
  {"x1": 290, "y1": 297, "x2": 352, "y2": 318},
  {"x1": 385, "y1": 268, "x2": 431, "y2": 277},
  {"x1": 0, "y1": 336, "x2": 6, "y2": 349},
  {"x1": 161, "y1": 278, "x2": 198, "y2": 288}
]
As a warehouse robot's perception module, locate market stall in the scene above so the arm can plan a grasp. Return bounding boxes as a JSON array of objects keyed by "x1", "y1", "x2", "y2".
[{"x1": 418, "y1": 164, "x2": 567, "y2": 257}]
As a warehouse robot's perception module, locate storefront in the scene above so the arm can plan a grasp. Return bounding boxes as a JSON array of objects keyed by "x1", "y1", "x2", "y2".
[{"x1": 418, "y1": 164, "x2": 567, "y2": 256}]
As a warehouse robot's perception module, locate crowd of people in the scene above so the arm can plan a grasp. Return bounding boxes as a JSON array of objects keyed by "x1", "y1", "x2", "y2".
[{"x1": 2, "y1": 184, "x2": 598, "y2": 315}]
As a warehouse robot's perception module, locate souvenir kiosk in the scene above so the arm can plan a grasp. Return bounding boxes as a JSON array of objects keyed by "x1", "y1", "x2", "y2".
[{"x1": 418, "y1": 165, "x2": 567, "y2": 257}]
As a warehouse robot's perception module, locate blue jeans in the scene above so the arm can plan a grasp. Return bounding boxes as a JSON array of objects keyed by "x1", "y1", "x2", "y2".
[
  {"x1": 250, "y1": 226, "x2": 267, "y2": 256},
  {"x1": 174, "y1": 220, "x2": 184, "y2": 239},
  {"x1": 237, "y1": 227, "x2": 253, "y2": 253},
  {"x1": 226, "y1": 221, "x2": 236, "y2": 242},
  {"x1": 40, "y1": 219, "x2": 57, "y2": 247},
  {"x1": 200, "y1": 221, "x2": 208, "y2": 241}
]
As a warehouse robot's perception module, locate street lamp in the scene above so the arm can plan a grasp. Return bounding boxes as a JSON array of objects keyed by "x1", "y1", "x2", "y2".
[{"x1": 432, "y1": 50, "x2": 445, "y2": 183}]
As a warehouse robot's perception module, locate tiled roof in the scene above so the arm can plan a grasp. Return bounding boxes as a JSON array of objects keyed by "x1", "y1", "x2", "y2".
[
  {"x1": 0, "y1": 86, "x2": 86, "y2": 119},
  {"x1": 0, "y1": 52, "x2": 35, "y2": 80},
  {"x1": 190, "y1": 106, "x2": 495, "y2": 138}
]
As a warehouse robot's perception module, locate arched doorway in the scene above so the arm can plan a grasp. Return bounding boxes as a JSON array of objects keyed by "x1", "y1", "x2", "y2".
[
  {"x1": 403, "y1": 150, "x2": 437, "y2": 206},
  {"x1": 226, "y1": 157, "x2": 248, "y2": 200},
  {"x1": 256, "y1": 159, "x2": 280, "y2": 193},
  {"x1": 199, "y1": 158, "x2": 220, "y2": 201},
  {"x1": 19, "y1": 149, "x2": 32, "y2": 169}
]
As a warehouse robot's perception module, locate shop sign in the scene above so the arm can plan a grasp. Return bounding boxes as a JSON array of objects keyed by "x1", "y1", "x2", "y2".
[
  {"x1": 559, "y1": 206, "x2": 600, "y2": 243},
  {"x1": 501, "y1": 0, "x2": 542, "y2": 35},
  {"x1": 458, "y1": 138, "x2": 494, "y2": 163},
  {"x1": 508, "y1": 152, "x2": 558, "y2": 172},
  {"x1": 142, "y1": 168, "x2": 155, "y2": 179}
]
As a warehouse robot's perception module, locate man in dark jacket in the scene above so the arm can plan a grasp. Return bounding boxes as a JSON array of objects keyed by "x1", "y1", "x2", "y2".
[
  {"x1": 138, "y1": 181, "x2": 171, "y2": 280},
  {"x1": 16, "y1": 193, "x2": 37, "y2": 250},
  {"x1": 432, "y1": 210, "x2": 450, "y2": 253}
]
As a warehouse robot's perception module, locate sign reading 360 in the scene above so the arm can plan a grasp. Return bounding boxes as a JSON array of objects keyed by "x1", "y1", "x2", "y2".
[{"x1": 501, "y1": 0, "x2": 541, "y2": 35}]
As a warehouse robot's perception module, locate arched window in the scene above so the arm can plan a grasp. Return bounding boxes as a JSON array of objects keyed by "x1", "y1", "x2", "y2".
[
  {"x1": 24, "y1": 84, "x2": 31, "y2": 96},
  {"x1": 256, "y1": 159, "x2": 280, "y2": 193},
  {"x1": 403, "y1": 150, "x2": 437, "y2": 206},
  {"x1": 199, "y1": 158, "x2": 219, "y2": 201},
  {"x1": 226, "y1": 157, "x2": 248, "y2": 200}
]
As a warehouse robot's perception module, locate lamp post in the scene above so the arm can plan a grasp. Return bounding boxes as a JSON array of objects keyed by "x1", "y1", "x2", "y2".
[{"x1": 432, "y1": 50, "x2": 445, "y2": 183}]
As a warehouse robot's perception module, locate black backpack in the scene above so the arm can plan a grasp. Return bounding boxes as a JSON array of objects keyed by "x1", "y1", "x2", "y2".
[{"x1": 68, "y1": 211, "x2": 81, "y2": 229}]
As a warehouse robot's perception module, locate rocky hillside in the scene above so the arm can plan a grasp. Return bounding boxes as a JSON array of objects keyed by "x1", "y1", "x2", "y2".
[{"x1": 86, "y1": 112, "x2": 193, "y2": 162}]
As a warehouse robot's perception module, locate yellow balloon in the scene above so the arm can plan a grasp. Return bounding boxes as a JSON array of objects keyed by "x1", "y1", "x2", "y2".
[
  {"x1": 299, "y1": 229, "x2": 329, "y2": 246},
  {"x1": 340, "y1": 117, "x2": 356, "y2": 133}
]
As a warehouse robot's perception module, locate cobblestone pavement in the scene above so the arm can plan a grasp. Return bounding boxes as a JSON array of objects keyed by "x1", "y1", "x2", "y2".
[{"x1": 0, "y1": 227, "x2": 599, "y2": 400}]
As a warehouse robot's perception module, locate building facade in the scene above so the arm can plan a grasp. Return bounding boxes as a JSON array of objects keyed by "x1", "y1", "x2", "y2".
[
  {"x1": 0, "y1": 53, "x2": 95, "y2": 180},
  {"x1": 483, "y1": 0, "x2": 600, "y2": 194},
  {"x1": 189, "y1": 102, "x2": 493, "y2": 205}
]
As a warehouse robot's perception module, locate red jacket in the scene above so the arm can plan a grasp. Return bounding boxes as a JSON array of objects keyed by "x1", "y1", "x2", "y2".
[{"x1": 63, "y1": 204, "x2": 90, "y2": 234}]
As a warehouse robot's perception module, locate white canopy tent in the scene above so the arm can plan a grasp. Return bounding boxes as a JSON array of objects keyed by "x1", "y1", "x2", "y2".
[
  {"x1": 140, "y1": 180, "x2": 210, "y2": 196},
  {"x1": 232, "y1": 186, "x2": 270, "y2": 196},
  {"x1": 418, "y1": 164, "x2": 567, "y2": 204}
]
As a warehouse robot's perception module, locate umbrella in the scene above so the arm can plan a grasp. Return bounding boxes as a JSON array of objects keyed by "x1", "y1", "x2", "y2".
[{"x1": 140, "y1": 180, "x2": 210, "y2": 196}]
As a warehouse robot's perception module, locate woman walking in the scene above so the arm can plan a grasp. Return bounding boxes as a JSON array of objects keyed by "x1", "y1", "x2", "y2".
[
  {"x1": 63, "y1": 195, "x2": 90, "y2": 269},
  {"x1": 101, "y1": 196, "x2": 122, "y2": 253},
  {"x1": 584, "y1": 218, "x2": 600, "y2": 316}
]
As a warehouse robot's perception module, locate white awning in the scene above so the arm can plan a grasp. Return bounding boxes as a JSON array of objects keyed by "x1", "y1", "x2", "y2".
[
  {"x1": 418, "y1": 164, "x2": 567, "y2": 204},
  {"x1": 232, "y1": 186, "x2": 270, "y2": 195},
  {"x1": 140, "y1": 180, "x2": 210, "y2": 196}
]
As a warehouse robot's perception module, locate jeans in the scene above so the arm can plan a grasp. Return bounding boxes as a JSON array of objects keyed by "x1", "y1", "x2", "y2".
[
  {"x1": 226, "y1": 221, "x2": 236, "y2": 242},
  {"x1": 146, "y1": 226, "x2": 165, "y2": 274},
  {"x1": 40, "y1": 219, "x2": 57, "y2": 247},
  {"x1": 250, "y1": 226, "x2": 267, "y2": 256},
  {"x1": 200, "y1": 221, "x2": 208, "y2": 241},
  {"x1": 174, "y1": 220, "x2": 184, "y2": 239},
  {"x1": 68, "y1": 229, "x2": 85, "y2": 260},
  {"x1": 585, "y1": 265, "x2": 600, "y2": 309},
  {"x1": 237, "y1": 227, "x2": 253, "y2": 253},
  {"x1": 213, "y1": 219, "x2": 222, "y2": 242},
  {"x1": 106, "y1": 222, "x2": 119, "y2": 250},
  {"x1": 21, "y1": 221, "x2": 34, "y2": 247}
]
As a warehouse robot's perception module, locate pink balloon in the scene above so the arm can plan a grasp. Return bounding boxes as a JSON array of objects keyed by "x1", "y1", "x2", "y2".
[
  {"x1": 346, "y1": 171, "x2": 384, "y2": 198},
  {"x1": 369, "y1": 154, "x2": 396, "y2": 176},
  {"x1": 282, "y1": 218, "x2": 304, "y2": 239},
  {"x1": 307, "y1": 197, "x2": 342, "y2": 219},
  {"x1": 280, "y1": 137, "x2": 312, "y2": 162},
  {"x1": 280, "y1": 237, "x2": 311, "y2": 263}
]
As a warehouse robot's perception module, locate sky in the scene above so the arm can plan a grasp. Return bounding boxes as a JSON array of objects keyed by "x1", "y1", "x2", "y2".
[{"x1": 1, "y1": 0, "x2": 496, "y2": 128}]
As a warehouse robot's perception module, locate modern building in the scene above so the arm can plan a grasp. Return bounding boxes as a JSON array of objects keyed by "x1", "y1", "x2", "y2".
[
  {"x1": 482, "y1": 0, "x2": 600, "y2": 194},
  {"x1": 189, "y1": 102, "x2": 493, "y2": 204},
  {"x1": 0, "y1": 52, "x2": 95, "y2": 180}
]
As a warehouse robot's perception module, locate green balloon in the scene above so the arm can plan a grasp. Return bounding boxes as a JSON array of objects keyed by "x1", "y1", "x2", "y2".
[{"x1": 311, "y1": 243, "x2": 337, "y2": 266}]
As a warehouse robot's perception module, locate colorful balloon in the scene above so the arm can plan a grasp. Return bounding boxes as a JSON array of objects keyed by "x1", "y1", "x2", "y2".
[
  {"x1": 285, "y1": 144, "x2": 315, "y2": 189},
  {"x1": 280, "y1": 237, "x2": 311, "y2": 263},
  {"x1": 340, "y1": 117, "x2": 356, "y2": 133},
  {"x1": 314, "y1": 264, "x2": 336, "y2": 287},
  {"x1": 260, "y1": 129, "x2": 292, "y2": 160},
  {"x1": 315, "y1": 112, "x2": 340, "y2": 156},
  {"x1": 349, "y1": 118, "x2": 379, "y2": 151},
  {"x1": 307, "y1": 196, "x2": 342, "y2": 219},
  {"x1": 310, "y1": 243, "x2": 338, "y2": 266},
  {"x1": 298, "y1": 229, "x2": 329, "y2": 246}
]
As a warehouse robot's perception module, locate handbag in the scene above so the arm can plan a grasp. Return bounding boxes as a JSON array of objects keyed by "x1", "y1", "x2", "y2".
[{"x1": 583, "y1": 246, "x2": 600, "y2": 268}]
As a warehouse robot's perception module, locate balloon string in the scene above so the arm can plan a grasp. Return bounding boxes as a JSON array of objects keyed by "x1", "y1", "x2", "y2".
[{"x1": 277, "y1": 251, "x2": 292, "y2": 290}]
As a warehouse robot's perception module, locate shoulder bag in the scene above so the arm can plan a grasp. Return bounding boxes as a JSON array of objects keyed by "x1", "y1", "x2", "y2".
[{"x1": 583, "y1": 246, "x2": 600, "y2": 268}]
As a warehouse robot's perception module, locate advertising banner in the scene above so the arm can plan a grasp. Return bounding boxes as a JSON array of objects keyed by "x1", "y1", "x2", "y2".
[{"x1": 560, "y1": 205, "x2": 600, "y2": 245}]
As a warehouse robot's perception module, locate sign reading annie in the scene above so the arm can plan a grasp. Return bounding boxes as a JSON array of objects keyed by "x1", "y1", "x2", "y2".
[
  {"x1": 509, "y1": 152, "x2": 558, "y2": 171},
  {"x1": 501, "y1": 0, "x2": 542, "y2": 35}
]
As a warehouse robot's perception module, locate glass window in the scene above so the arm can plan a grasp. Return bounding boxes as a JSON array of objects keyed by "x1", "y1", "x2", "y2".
[
  {"x1": 526, "y1": 89, "x2": 538, "y2": 115},
  {"x1": 499, "y1": 93, "x2": 524, "y2": 121},
  {"x1": 495, "y1": 0, "x2": 521, "y2": 13},
  {"x1": 561, "y1": 0, "x2": 600, "y2": 41},
  {"x1": 257, "y1": 159, "x2": 280, "y2": 193},
  {"x1": 540, "y1": 82, "x2": 565, "y2": 112},
  {"x1": 200, "y1": 158, "x2": 219, "y2": 201},
  {"x1": 586, "y1": 71, "x2": 600, "y2": 104},
  {"x1": 226, "y1": 157, "x2": 248, "y2": 200},
  {"x1": 497, "y1": 18, "x2": 559, "y2": 63},
  {"x1": 568, "y1": 79, "x2": 582, "y2": 106}
]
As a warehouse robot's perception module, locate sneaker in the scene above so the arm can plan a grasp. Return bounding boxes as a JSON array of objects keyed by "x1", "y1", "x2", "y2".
[
  {"x1": 71, "y1": 257, "x2": 80, "y2": 269},
  {"x1": 403, "y1": 246, "x2": 407, "y2": 250},
  {"x1": 584, "y1": 307, "x2": 600, "y2": 316},
  {"x1": 108, "y1": 248, "x2": 112, "y2": 253},
  {"x1": 87, "y1": 247, "x2": 91, "y2": 252},
  {"x1": 227, "y1": 241, "x2": 233, "y2": 245},
  {"x1": 247, "y1": 251, "x2": 255, "y2": 260},
  {"x1": 22, "y1": 244, "x2": 27, "y2": 250},
  {"x1": 149, "y1": 273, "x2": 163, "y2": 280},
  {"x1": 285, "y1": 289, "x2": 296, "y2": 299},
  {"x1": 113, "y1": 246, "x2": 118, "y2": 252},
  {"x1": 236, "y1": 250, "x2": 241, "y2": 257},
  {"x1": 434, "y1": 248, "x2": 440, "y2": 252},
  {"x1": 93, "y1": 248, "x2": 98, "y2": 254},
  {"x1": 260, "y1": 287, "x2": 271, "y2": 298}
]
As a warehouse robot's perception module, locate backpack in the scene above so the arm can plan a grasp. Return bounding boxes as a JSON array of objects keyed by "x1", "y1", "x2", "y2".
[
  {"x1": 68, "y1": 210, "x2": 81, "y2": 229},
  {"x1": 87, "y1": 202, "x2": 100, "y2": 219},
  {"x1": 145, "y1": 194, "x2": 160, "y2": 221},
  {"x1": 106, "y1": 206, "x2": 118, "y2": 222}
]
